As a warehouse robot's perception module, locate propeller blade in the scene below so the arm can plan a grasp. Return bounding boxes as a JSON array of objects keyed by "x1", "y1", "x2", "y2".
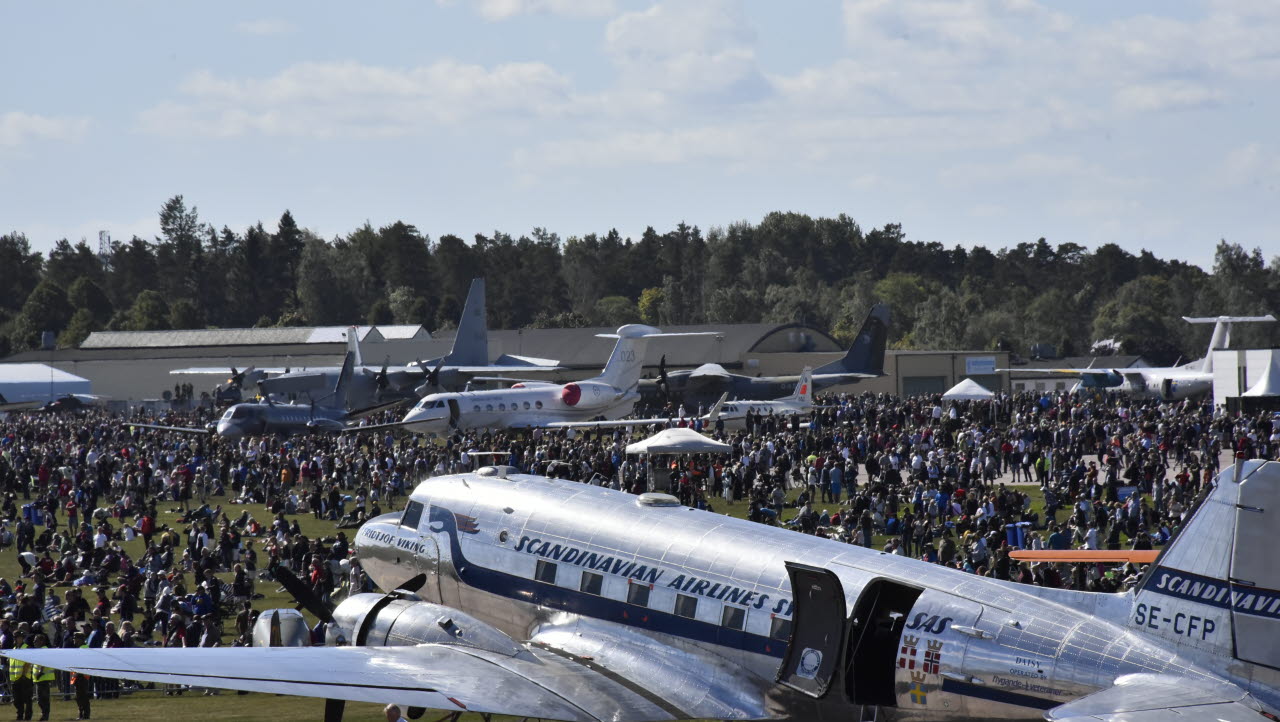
[
  {"x1": 271, "y1": 563, "x2": 334, "y2": 624},
  {"x1": 429, "y1": 359, "x2": 444, "y2": 388}
]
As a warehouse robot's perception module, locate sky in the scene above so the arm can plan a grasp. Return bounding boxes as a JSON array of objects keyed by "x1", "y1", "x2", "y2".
[{"x1": 2, "y1": 0, "x2": 1277, "y2": 269}]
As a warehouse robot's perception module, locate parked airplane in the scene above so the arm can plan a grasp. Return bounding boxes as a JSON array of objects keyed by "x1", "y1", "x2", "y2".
[
  {"x1": 1008, "y1": 314, "x2": 1275, "y2": 400},
  {"x1": 641, "y1": 304, "x2": 889, "y2": 407},
  {"x1": 553, "y1": 369, "x2": 818, "y2": 431},
  {"x1": 0, "y1": 393, "x2": 107, "y2": 414},
  {"x1": 133, "y1": 352, "x2": 402, "y2": 438},
  {"x1": 368, "y1": 325, "x2": 714, "y2": 434},
  {"x1": 10, "y1": 459, "x2": 1279, "y2": 721},
  {"x1": 170, "y1": 278, "x2": 561, "y2": 400}
]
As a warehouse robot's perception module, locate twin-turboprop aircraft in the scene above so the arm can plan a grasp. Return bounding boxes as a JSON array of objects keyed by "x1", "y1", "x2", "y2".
[{"x1": 6, "y1": 460, "x2": 1280, "y2": 721}]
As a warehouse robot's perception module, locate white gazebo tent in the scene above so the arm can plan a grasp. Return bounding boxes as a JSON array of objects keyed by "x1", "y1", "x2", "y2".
[
  {"x1": 942, "y1": 378, "x2": 994, "y2": 401},
  {"x1": 625, "y1": 427, "x2": 731, "y2": 493},
  {"x1": 625, "y1": 427, "x2": 732, "y2": 455}
]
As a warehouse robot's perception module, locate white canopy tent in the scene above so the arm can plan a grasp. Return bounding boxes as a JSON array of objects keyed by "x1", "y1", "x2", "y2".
[
  {"x1": 1243, "y1": 355, "x2": 1280, "y2": 397},
  {"x1": 0, "y1": 363, "x2": 91, "y2": 403},
  {"x1": 942, "y1": 377, "x2": 994, "y2": 401},
  {"x1": 625, "y1": 427, "x2": 731, "y2": 455},
  {"x1": 624, "y1": 427, "x2": 731, "y2": 494}
]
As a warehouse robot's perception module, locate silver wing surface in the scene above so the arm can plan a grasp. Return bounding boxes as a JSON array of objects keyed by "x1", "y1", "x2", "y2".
[
  {"x1": 1044, "y1": 673, "x2": 1272, "y2": 721},
  {"x1": 3, "y1": 639, "x2": 770, "y2": 722},
  {"x1": 126, "y1": 422, "x2": 211, "y2": 434},
  {"x1": 169, "y1": 367, "x2": 291, "y2": 374}
]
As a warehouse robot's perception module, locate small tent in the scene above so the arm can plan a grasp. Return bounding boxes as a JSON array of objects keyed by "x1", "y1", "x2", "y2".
[
  {"x1": 625, "y1": 427, "x2": 731, "y2": 455},
  {"x1": 942, "y1": 377, "x2": 994, "y2": 401},
  {"x1": 0, "y1": 364, "x2": 91, "y2": 404}
]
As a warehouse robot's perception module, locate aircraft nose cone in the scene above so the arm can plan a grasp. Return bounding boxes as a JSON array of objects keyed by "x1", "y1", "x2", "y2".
[{"x1": 217, "y1": 420, "x2": 243, "y2": 438}]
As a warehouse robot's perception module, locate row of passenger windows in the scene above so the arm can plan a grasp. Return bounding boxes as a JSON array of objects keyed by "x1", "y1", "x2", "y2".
[
  {"x1": 533, "y1": 560, "x2": 791, "y2": 640},
  {"x1": 476, "y1": 400, "x2": 543, "y2": 412}
]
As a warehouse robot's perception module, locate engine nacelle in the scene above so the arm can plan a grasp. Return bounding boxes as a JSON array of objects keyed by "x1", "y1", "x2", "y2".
[
  {"x1": 251, "y1": 608, "x2": 312, "y2": 647},
  {"x1": 560, "y1": 383, "x2": 581, "y2": 406},
  {"x1": 329, "y1": 593, "x2": 522, "y2": 657},
  {"x1": 307, "y1": 418, "x2": 345, "y2": 432}
]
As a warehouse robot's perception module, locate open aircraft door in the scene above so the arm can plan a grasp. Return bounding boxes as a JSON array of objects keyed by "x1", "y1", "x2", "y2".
[
  {"x1": 447, "y1": 398, "x2": 461, "y2": 427},
  {"x1": 778, "y1": 562, "x2": 849, "y2": 698}
]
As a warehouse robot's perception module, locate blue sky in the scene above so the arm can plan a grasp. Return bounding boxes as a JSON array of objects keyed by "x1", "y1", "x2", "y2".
[{"x1": 2, "y1": 0, "x2": 1276, "y2": 269}]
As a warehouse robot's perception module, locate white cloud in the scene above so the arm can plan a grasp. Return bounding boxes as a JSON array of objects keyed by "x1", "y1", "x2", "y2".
[
  {"x1": 604, "y1": 1, "x2": 769, "y2": 102},
  {"x1": 138, "y1": 60, "x2": 572, "y2": 138},
  {"x1": 235, "y1": 19, "x2": 297, "y2": 35},
  {"x1": 0, "y1": 112, "x2": 89, "y2": 147},
  {"x1": 437, "y1": 0, "x2": 616, "y2": 21},
  {"x1": 1211, "y1": 143, "x2": 1280, "y2": 188},
  {"x1": 1114, "y1": 80, "x2": 1223, "y2": 113}
]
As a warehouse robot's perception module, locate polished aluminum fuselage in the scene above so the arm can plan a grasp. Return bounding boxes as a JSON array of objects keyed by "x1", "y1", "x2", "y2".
[{"x1": 355, "y1": 471, "x2": 1263, "y2": 721}]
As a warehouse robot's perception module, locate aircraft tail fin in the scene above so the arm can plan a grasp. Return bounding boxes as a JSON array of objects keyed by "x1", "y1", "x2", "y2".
[
  {"x1": 595, "y1": 326, "x2": 717, "y2": 391},
  {"x1": 1182, "y1": 315, "x2": 1276, "y2": 373},
  {"x1": 346, "y1": 327, "x2": 363, "y2": 367},
  {"x1": 786, "y1": 367, "x2": 814, "y2": 405},
  {"x1": 1131, "y1": 459, "x2": 1280, "y2": 669},
  {"x1": 817, "y1": 304, "x2": 890, "y2": 377},
  {"x1": 331, "y1": 351, "x2": 355, "y2": 409},
  {"x1": 706, "y1": 392, "x2": 728, "y2": 423},
  {"x1": 450, "y1": 277, "x2": 489, "y2": 366}
]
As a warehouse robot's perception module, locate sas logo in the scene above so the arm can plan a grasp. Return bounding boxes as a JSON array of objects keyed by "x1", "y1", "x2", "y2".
[{"x1": 796, "y1": 648, "x2": 823, "y2": 679}]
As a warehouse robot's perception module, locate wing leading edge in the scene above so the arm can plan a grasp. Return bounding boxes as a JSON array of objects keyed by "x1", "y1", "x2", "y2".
[
  {"x1": 1044, "y1": 673, "x2": 1273, "y2": 721},
  {"x1": 2, "y1": 642, "x2": 693, "y2": 722}
]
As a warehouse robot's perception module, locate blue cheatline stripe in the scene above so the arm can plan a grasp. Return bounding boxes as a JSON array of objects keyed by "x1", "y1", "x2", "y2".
[
  {"x1": 1140, "y1": 566, "x2": 1280, "y2": 621},
  {"x1": 427, "y1": 505, "x2": 787, "y2": 659},
  {"x1": 940, "y1": 678, "x2": 1058, "y2": 710}
]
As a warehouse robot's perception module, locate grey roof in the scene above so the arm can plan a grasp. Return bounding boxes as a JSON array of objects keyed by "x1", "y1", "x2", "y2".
[{"x1": 81, "y1": 325, "x2": 429, "y2": 349}]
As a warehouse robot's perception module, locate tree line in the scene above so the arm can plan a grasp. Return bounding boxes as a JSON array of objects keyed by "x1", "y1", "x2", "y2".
[{"x1": 2, "y1": 196, "x2": 1277, "y2": 364}]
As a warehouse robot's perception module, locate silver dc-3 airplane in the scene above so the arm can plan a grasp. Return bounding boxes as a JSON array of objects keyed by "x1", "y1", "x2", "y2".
[{"x1": 6, "y1": 460, "x2": 1280, "y2": 721}]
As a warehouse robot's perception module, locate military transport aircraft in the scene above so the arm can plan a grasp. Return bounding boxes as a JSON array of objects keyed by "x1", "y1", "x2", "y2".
[
  {"x1": 171, "y1": 278, "x2": 562, "y2": 402},
  {"x1": 1006, "y1": 314, "x2": 1275, "y2": 400},
  {"x1": 132, "y1": 352, "x2": 402, "y2": 438},
  {"x1": 641, "y1": 303, "x2": 889, "y2": 407},
  {"x1": 366, "y1": 324, "x2": 715, "y2": 434},
  {"x1": 7, "y1": 458, "x2": 1279, "y2": 721}
]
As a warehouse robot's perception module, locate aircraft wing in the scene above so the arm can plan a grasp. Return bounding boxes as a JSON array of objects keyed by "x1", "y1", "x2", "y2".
[
  {"x1": 446, "y1": 365, "x2": 565, "y2": 374},
  {"x1": 2, "y1": 638, "x2": 766, "y2": 721},
  {"x1": 0, "y1": 399, "x2": 42, "y2": 412},
  {"x1": 169, "y1": 367, "x2": 290, "y2": 375},
  {"x1": 546, "y1": 417, "x2": 681, "y2": 429},
  {"x1": 1044, "y1": 673, "x2": 1269, "y2": 721},
  {"x1": 126, "y1": 422, "x2": 212, "y2": 435},
  {"x1": 995, "y1": 368, "x2": 1115, "y2": 377}
]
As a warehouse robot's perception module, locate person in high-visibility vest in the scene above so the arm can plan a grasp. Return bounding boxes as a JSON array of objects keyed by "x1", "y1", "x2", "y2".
[
  {"x1": 71, "y1": 633, "x2": 91, "y2": 721},
  {"x1": 9, "y1": 637, "x2": 33, "y2": 721},
  {"x1": 31, "y1": 633, "x2": 54, "y2": 721}
]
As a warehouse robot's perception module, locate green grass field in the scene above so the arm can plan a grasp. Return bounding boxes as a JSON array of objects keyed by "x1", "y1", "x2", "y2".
[{"x1": 0, "y1": 479, "x2": 1052, "y2": 721}]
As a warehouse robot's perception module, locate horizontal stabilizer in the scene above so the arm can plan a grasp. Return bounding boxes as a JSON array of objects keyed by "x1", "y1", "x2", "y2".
[
  {"x1": 1009, "y1": 550, "x2": 1159, "y2": 564},
  {"x1": 1181, "y1": 315, "x2": 1276, "y2": 324}
]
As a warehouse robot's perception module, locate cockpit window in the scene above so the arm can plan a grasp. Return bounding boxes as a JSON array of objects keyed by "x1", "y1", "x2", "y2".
[
  {"x1": 401, "y1": 500, "x2": 424, "y2": 529},
  {"x1": 222, "y1": 409, "x2": 235, "y2": 420},
  {"x1": 230, "y1": 406, "x2": 254, "y2": 419}
]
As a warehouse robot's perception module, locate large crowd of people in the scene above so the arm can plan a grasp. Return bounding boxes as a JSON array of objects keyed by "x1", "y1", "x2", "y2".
[{"x1": 0, "y1": 389, "x2": 1276, "y2": 714}]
